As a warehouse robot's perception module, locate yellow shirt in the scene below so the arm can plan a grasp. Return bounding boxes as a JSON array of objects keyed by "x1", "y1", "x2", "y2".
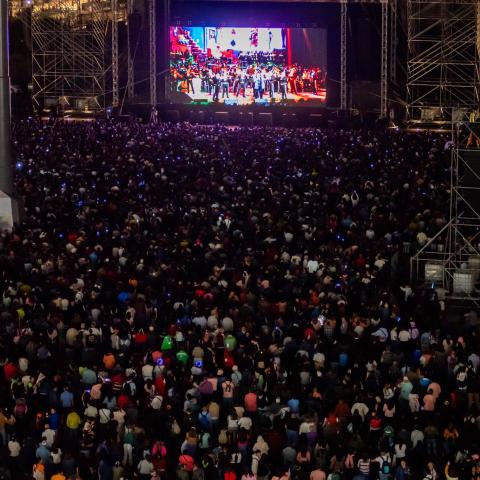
[{"x1": 66, "y1": 412, "x2": 81, "y2": 429}]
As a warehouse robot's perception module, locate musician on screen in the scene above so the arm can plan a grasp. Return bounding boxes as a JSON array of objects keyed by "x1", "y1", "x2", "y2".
[
  {"x1": 280, "y1": 70, "x2": 288, "y2": 101},
  {"x1": 221, "y1": 72, "x2": 230, "y2": 99},
  {"x1": 185, "y1": 67, "x2": 195, "y2": 95},
  {"x1": 212, "y1": 74, "x2": 220, "y2": 102},
  {"x1": 265, "y1": 70, "x2": 275, "y2": 98},
  {"x1": 235, "y1": 71, "x2": 247, "y2": 98}
]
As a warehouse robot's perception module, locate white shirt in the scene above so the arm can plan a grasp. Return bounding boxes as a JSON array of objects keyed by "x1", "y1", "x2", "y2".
[
  {"x1": 351, "y1": 402, "x2": 369, "y2": 421},
  {"x1": 238, "y1": 416, "x2": 252, "y2": 431},
  {"x1": 398, "y1": 330, "x2": 411, "y2": 342},
  {"x1": 284, "y1": 232, "x2": 294, "y2": 243},
  {"x1": 99, "y1": 408, "x2": 111, "y2": 424},
  {"x1": 411, "y1": 429, "x2": 424, "y2": 448},
  {"x1": 307, "y1": 260, "x2": 319, "y2": 273},
  {"x1": 113, "y1": 410, "x2": 126, "y2": 428},
  {"x1": 468, "y1": 353, "x2": 480, "y2": 370},
  {"x1": 142, "y1": 364, "x2": 154, "y2": 380},
  {"x1": 51, "y1": 448, "x2": 62, "y2": 464},
  {"x1": 44, "y1": 428, "x2": 56, "y2": 447},
  {"x1": 8, "y1": 440, "x2": 21, "y2": 457},
  {"x1": 84, "y1": 405, "x2": 98, "y2": 418},
  {"x1": 394, "y1": 444, "x2": 406, "y2": 459}
]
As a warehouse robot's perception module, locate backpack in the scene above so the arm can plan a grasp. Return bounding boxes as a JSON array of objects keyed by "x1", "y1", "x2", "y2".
[
  {"x1": 124, "y1": 429, "x2": 135, "y2": 445},
  {"x1": 200, "y1": 432, "x2": 211, "y2": 449},
  {"x1": 223, "y1": 381, "x2": 233, "y2": 394},
  {"x1": 218, "y1": 429, "x2": 228, "y2": 445},
  {"x1": 198, "y1": 412, "x2": 210, "y2": 429},
  {"x1": 382, "y1": 456, "x2": 391, "y2": 474}
]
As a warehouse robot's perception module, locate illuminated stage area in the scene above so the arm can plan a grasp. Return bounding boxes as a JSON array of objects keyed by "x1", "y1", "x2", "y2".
[
  {"x1": 169, "y1": 25, "x2": 327, "y2": 106},
  {"x1": 171, "y1": 88, "x2": 327, "y2": 106}
]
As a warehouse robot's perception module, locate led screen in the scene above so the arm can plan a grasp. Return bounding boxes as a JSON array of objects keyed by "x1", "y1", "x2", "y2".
[{"x1": 169, "y1": 26, "x2": 327, "y2": 106}]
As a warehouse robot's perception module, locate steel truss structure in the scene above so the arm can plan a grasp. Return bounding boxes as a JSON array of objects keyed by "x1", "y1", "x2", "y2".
[
  {"x1": 411, "y1": 119, "x2": 480, "y2": 305},
  {"x1": 111, "y1": 0, "x2": 119, "y2": 107},
  {"x1": 407, "y1": 0, "x2": 480, "y2": 122},
  {"x1": 126, "y1": 0, "x2": 134, "y2": 98},
  {"x1": 339, "y1": 0, "x2": 395, "y2": 117},
  {"x1": 149, "y1": 0, "x2": 156, "y2": 106},
  {"x1": 340, "y1": 0, "x2": 347, "y2": 111},
  {"x1": 31, "y1": 0, "x2": 110, "y2": 112},
  {"x1": 380, "y1": 0, "x2": 388, "y2": 117}
]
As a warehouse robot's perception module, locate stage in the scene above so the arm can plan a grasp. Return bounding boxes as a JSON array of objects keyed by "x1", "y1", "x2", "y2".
[{"x1": 171, "y1": 87, "x2": 327, "y2": 106}]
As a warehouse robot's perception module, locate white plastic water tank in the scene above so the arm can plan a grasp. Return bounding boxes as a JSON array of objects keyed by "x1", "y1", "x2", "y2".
[
  {"x1": 468, "y1": 256, "x2": 480, "y2": 280},
  {"x1": 425, "y1": 263, "x2": 444, "y2": 282},
  {"x1": 453, "y1": 271, "x2": 474, "y2": 294}
]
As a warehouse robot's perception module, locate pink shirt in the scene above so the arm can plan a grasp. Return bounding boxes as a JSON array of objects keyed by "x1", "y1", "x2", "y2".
[
  {"x1": 429, "y1": 382, "x2": 441, "y2": 399},
  {"x1": 423, "y1": 394, "x2": 436, "y2": 411},
  {"x1": 310, "y1": 470, "x2": 326, "y2": 480}
]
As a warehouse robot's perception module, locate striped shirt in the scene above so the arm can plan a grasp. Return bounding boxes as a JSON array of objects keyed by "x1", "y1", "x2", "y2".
[{"x1": 357, "y1": 459, "x2": 370, "y2": 475}]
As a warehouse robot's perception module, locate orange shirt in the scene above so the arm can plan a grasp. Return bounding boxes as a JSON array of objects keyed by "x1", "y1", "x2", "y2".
[
  {"x1": 103, "y1": 353, "x2": 116, "y2": 370},
  {"x1": 51, "y1": 473, "x2": 66, "y2": 480}
]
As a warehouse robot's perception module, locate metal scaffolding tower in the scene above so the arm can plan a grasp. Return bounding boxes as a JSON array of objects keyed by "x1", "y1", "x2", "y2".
[
  {"x1": 149, "y1": 0, "x2": 156, "y2": 106},
  {"x1": 380, "y1": 0, "x2": 388, "y2": 117},
  {"x1": 411, "y1": 119, "x2": 480, "y2": 305},
  {"x1": 162, "y1": 0, "x2": 170, "y2": 100},
  {"x1": 407, "y1": 0, "x2": 480, "y2": 122},
  {"x1": 126, "y1": 0, "x2": 134, "y2": 99},
  {"x1": 340, "y1": 0, "x2": 347, "y2": 111},
  {"x1": 31, "y1": 0, "x2": 109, "y2": 112},
  {"x1": 111, "y1": 0, "x2": 119, "y2": 108},
  {"x1": 340, "y1": 0, "x2": 393, "y2": 116},
  {"x1": 389, "y1": 0, "x2": 397, "y2": 84}
]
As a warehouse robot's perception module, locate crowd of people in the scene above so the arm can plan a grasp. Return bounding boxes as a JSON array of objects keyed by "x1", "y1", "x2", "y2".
[{"x1": 0, "y1": 118, "x2": 478, "y2": 480}]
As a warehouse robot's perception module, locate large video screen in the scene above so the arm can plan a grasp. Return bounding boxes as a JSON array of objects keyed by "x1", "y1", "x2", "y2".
[{"x1": 169, "y1": 26, "x2": 327, "y2": 106}]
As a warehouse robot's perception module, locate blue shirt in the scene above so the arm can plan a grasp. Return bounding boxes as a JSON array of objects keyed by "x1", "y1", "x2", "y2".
[
  {"x1": 48, "y1": 411, "x2": 60, "y2": 430},
  {"x1": 287, "y1": 398, "x2": 300, "y2": 413},
  {"x1": 35, "y1": 443, "x2": 50, "y2": 463},
  {"x1": 60, "y1": 390, "x2": 74, "y2": 408}
]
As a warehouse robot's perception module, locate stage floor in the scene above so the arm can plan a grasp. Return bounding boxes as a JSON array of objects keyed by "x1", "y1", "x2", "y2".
[{"x1": 177, "y1": 88, "x2": 327, "y2": 105}]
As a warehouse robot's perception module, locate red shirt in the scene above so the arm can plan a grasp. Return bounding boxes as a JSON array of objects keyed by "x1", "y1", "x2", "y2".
[
  {"x1": 4, "y1": 363, "x2": 17, "y2": 382},
  {"x1": 117, "y1": 393, "x2": 130, "y2": 409},
  {"x1": 155, "y1": 377, "x2": 166, "y2": 396},
  {"x1": 134, "y1": 332, "x2": 147, "y2": 346},
  {"x1": 244, "y1": 393, "x2": 257, "y2": 412}
]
